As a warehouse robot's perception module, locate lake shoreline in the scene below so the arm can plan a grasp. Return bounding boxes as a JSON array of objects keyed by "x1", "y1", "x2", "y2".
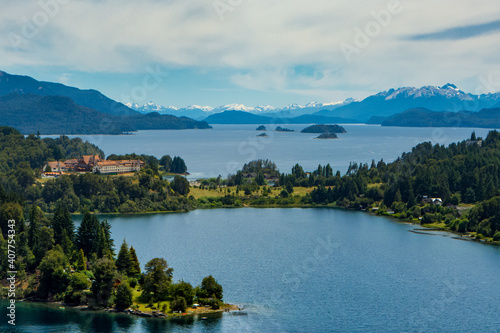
[{"x1": 2, "y1": 297, "x2": 242, "y2": 321}]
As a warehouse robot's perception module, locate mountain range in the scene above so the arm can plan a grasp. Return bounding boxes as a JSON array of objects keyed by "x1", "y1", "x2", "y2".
[
  {"x1": 127, "y1": 100, "x2": 356, "y2": 120},
  {"x1": 128, "y1": 84, "x2": 500, "y2": 124},
  {"x1": 0, "y1": 71, "x2": 210, "y2": 134}
]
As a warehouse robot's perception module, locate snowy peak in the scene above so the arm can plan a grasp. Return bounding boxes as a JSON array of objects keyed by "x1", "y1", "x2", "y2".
[
  {"x1": 127, "y1": 100, "x2": 354, "y2": 115},
  {"x1": 380, "y1": 84, "x2": 472, "y2": 101}
]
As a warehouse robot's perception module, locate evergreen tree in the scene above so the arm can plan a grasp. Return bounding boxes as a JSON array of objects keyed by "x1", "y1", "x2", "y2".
[
  {"x1": 171, "y1": 156, "x2": 187, "y2": 174},
  {"x1": 52, "y1": 204, "x2": 74, "y2": 245},
  {"x1": 60, "y1": 229, "x2": 73, "y2": 255},
  {"x1": 114, "y1": 284, "x2": 133, "y2": 311},
  {"x1": 255, "y1": 172, "x2": 266, "y2": 186},
  {"x1": 76, "y1": 248, "x2": 86, "y2": 271},
  {"x1": 325, "y1": 164, "x2": 333, "y2": 178},
  {"x1": 34, "y1": 227, "x2": 55, "y2": 263},
  {"x1": 116, "y1": 239, "x2": 131, "y2": 273},
  {"x1": 76, "y1": 211, "x2": 100, "y2": 257},
  {"x1": 99, "y1": 220, "x2": 114, "y2": 258},
  {"x1": 91, "y1": 257, "x2": 116, "y2": 308},
  {"x1": 128, "y1": 246, "x2": 141, "y2": 276},
  {"x1": 394, "y1": 189, "x2": 402, "y2": 202}
]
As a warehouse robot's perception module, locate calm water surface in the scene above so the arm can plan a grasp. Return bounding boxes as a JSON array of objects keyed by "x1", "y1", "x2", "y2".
[
  {"x1": 2, "y1": 208, "x2": 499, "y2": 332},
  {"x1": 47, "y1": 125, "x2": 494, "y2": 179}
]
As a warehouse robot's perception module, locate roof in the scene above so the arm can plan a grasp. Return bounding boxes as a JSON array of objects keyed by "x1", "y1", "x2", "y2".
[{"x1": 82, "y1": 155, "x2": 100, "y2": 164}]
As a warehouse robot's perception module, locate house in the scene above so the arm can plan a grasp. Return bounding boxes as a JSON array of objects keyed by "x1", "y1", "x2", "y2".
[
  {"x1": 422, "y1": 195, "x2": 442, "y2": 205},
  {"x1": 432, "y1": 198, "x2": 443, "y2": 206},
  {"x1": 465, "y1": 140, "x2": 483, "y2": 147}
]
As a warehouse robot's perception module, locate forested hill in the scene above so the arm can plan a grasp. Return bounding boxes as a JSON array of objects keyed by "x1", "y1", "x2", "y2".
[
  {"x1": 296, "y1": 130, "x2": 500, "y2": 238},
  {"x1": 0, "y1": 126, "x2": 193, "y2": 214},
  {"x1": 380, "y1": 107, "x2": 500, "y2": 128},
  {"x1": 0, "y1": 70, "x2": 136, "y2": 116},
  {"x1": 0, "y1": 94, "x2": 211, "y2": 134}
]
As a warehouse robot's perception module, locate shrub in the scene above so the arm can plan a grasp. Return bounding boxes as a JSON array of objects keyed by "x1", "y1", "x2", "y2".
[
  {"x1": 115, "y1": 284, "x2": 133, "y2": 311},
  {"x1": 171, "y1": 296, "x2": 187, "y2": 313},
  {"x1": 493, "y1": 231, "x2": 500, "y2": 242}
]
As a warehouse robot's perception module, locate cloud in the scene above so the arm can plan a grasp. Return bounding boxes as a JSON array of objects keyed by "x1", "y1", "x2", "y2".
[
  {"x1": 1, "y1": 0, "x2": 500, "y2": 104},
  {"x1": 409, "y1": 19, "x2": 500, "y2": 41}
]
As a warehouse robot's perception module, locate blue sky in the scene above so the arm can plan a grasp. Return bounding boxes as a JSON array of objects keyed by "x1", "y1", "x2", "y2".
[{"x1": 2, "y1": 0, "x2": 500, "y2": 108}]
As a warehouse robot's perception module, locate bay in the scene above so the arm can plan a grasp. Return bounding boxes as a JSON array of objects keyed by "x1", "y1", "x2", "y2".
[{"x1": 2, "y1": 208, "x2": 499, "y2": 332}]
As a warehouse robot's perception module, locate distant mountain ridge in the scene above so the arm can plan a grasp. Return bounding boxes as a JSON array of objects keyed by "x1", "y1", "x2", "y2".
[
  {"x1": 0, "y1": 94, "x2": 211, "y2": 134},
  {"x1": 381, "y1": 107, "x2": 500, "y2": 128},
  {"x1": 0, "y1": 71, "x2": 138, "y2": 116},
  {"x1": 129, "y1": 84, "x2": 500, "y2": 123},
  {"x1": 326, "y1": 84, "x2": 500, "y2": 121},
  {"x1": 0, "y1": 71, "x2": 211, "y2": 134},
  {"x1": 128, "y1": 99, "x2": 355, "y2": 120}
]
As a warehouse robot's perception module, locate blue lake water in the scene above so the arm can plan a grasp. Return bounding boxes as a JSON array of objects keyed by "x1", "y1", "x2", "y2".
[
  {"x1": 8, "y1": 125, "x2": 499, "y2": 332},
  {"x1": 46, "y1": 125, "x2": 494, "y2": 179},
  {"x1": 2, "y1": 208, "x2": 500, "y2": 332}
]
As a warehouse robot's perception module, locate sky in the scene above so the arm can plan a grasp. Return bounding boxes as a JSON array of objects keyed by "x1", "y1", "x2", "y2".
[{"x1": 1, "y1": 0, "x2": 500, "y2": 108}]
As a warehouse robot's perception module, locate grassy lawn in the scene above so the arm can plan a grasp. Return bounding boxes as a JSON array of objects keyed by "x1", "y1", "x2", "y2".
[
  {"x1": 290, "y1": 187, "x2": 314, "y2": 196},
  {"x1": 131, "y1": 286, "x2": 169, "y2": 313},
  {"x1": 190, "y1": 187, "x2": 228, "y2": 199},
  {"x1": 422, "y1": 222, "x2": 447, "y2": 229},
  {"x1": 190, "y1": 186, "x2": 312, "y2": 199}
]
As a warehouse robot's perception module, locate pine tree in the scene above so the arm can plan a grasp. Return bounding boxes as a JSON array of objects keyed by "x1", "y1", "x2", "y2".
[
  {"x1": 325, "y1": 164, "x2": 333, "y2": 178},
  {"x1": 99, "y1": 220, "x2": 114, "y2": 258},
  {"x1": 60, "y1": 229, "x2": 73, "y2": 255},
  {"x1": 395, "y1": 189, "x2": 402, "y2": 203},
  {"x1": 76, "y1": 211, "x2": 100, "y2": 257},
  {"x1": 52, "y1": 204, "x2": 74, "y2": 245},
  {"x1": 128, "y1": 246, "x2": 141, "y2": 276},
  {"x1": 116, "y1": 239, "x2": 131, "y2": 273},
  {"x1": 76, "y1": 248, "x2": 86, "y2": 271}
]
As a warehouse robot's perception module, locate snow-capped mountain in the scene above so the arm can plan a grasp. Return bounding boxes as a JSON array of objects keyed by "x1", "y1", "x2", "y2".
[
  {"x1": 327, "y1": 84, "x2": 500, "y2": 121},
  {"x1": 380, "y1": 84, "x2": 474, "y2": 101},
  {"x1": 127, "y1": 100, "x2": 354, "y2": 119},
  {"x1": 126, "y1": 84, "x2": 500, "y2": 123}
]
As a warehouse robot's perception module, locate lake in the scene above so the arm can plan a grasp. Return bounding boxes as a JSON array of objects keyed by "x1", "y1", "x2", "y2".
[
  {"x1": 45, "y1": 124, "x2": 494, "y2": 179},
  {"x1": 2, "y1": 208, "x2": 500, "y2": 332}
]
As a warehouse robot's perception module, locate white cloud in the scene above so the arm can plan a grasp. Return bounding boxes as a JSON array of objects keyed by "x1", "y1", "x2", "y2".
[{"x1": 1, "y1": 0, "x2": 500, "y2": 101}]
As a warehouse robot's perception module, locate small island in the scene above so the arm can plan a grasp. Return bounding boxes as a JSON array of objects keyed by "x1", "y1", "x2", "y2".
[
  {"x1": 275, "y1": 126, "x2": 295, "y2": 132},
  {"x1": 257, "y1": 133, "x2": 268, "y2": 137},
  {"x1": 301, "y1": 124, "x2": 347, "y2": 134},
  {"x1": 315, "y1": 133, "x2": 338, "y2": 139},
  {"x1": 256, "y1": 125, "x2": 267, "y2": 131}
]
